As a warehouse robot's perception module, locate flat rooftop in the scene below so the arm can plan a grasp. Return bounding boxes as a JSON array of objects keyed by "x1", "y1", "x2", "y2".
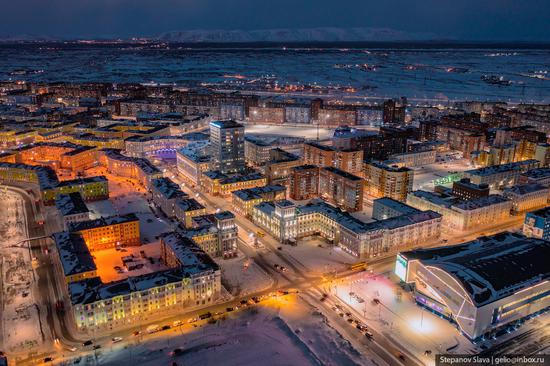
[
  {"x1": 55, "y1": 192, "x2": 89, "y2": 216},
  {"x1": 210, "y1": 120, "x2": 243, "y2": 129},
  {"x1": 401, "y1": 232, "x2": 550, "y2": 306}
]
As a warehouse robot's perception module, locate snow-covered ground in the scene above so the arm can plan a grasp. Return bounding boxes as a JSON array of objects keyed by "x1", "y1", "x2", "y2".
[
  {"x1": 412, "y1": 157, "x2": 473, "y2": 191},
  {"x1": 283, "y1": 237, "x2": 356, "y2": 275},
  {"x1": 84, "y1": 168, "x2": 174, "y2": 242},
  {"x1": 53, "y1": 296, "x2": 384, "y2": 366},
  {"x1": 93, "y1": 242, "x2": 170, "y2": 283},
  {"x1": 0, "y1": 191, "x2": 45, "y2": 354},
  {"x1": 217, "y1": 255, "x2": 274, "y2": 297},
  {"x1": 332, "y1": 271, "x2": 476, "y2": 366}
]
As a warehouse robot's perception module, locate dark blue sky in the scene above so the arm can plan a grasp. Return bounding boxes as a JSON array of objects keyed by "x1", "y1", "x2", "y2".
[{"x1": 1, "y1": 0, "x2": 549, "y2": 41}]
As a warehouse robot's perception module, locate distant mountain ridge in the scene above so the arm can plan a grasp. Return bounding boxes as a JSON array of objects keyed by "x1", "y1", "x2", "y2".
[{"x1": 156, "y1": 27, "x2": 438, "y2": 43}]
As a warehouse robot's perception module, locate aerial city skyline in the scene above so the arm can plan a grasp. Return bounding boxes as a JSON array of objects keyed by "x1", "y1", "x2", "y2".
[{"x1": 0, "y1": 2, "x2": 549, "y2": 366}]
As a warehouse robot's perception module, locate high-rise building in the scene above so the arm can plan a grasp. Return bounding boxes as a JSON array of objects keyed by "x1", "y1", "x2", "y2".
[
  {"x1": 364, "y1": 162, "x2": 414, "y2": 202},
  {"x1": 209, "y1": 120, "x2": 245, "y2": 174},
  {"x1": 289, "y1": 165, "x2": 320, "y2": 201},
  {"x1": 319, "y1": 167, "x2": 364, "y2": 212}
]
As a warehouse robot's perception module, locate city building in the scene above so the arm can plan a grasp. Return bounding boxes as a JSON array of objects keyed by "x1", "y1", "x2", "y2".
[
  {"x1": 333, "y1": 126, "x2": 408, "y2": 161},
  {"x1": 55, "y1": 192, "x2": 91, "y2": 230},
  {"x1": 396, "y1": 232, "x2": 550, "y2": 340},
  {"x1": 176, "y1": 142, "x2": 211, "y2": 186},
  {"x1": 383, "y1": 98, "x2": 406, "y2": 126},
  {"x1": 519, "y1": 167, "x2": 550, "y2": 187},
  {"x1": 174, "y1": 198, "x2": 208, "y2": 229},
  {"x1": 319, "y1": 167, "x2": 364, "y2": 212},
  {"x1": 16, "y1": 142, "x2": 97, "y2": 173},
  {"x1": 463, "y1": 160, "x2": 540, "y2": 190},
  {"x1": 263, "y1": 148, "x2": 302, "y2": 186},
  {"x1": 372, "y1": 197, "x2": 420, "y2": 220},
  {"x1": 303, "y1": 142, "x2": 363, "y2": 175},
  {"x1": 252, "y1": 199, "x2": 441, "y2": 258},
  {"x1": 534, "y1": 143, "x2": 550, "y2": 167},
  {"x1": 63, "y1": 232, "x2": 221, "y2": 330},
  {"x1": 69, "y1": 214, "x2": 140, "y2": 251},
  {"x1": 244, "y1": 137, "x2": 272, "y2": 167},
  {"x1": 387, "y1": 150, "x2": 436, "y2": 168},
  {"x1": 124, "y1": 135, "x2": 195, "y2": 159},
  {"x1": 209, "y1": 120, "x2": 245, "y2": 174},
  {"x1": 0, "y1": 162, "x2": 109, "y2": 205},
  {"x1": 53, "y1": 232, "x2": 98, "y2": 284},
  {"x1": 184, "y1": 211, "x2": 238, "y2": 258},
  {"x1": 231, "y1": 185, "x2": 286, "y2": 217},
  {"x1": 407, "y1": 191, "x2": 512, "y2": 231},
  {"x1": 503, "y1": 184, "x2": 549, "y2": 213},
  {"x1": 523, "y1": 206, "x2": 550, "y2": 240},
  {"x1": 289, "y1": 165, "x2": 320, "y2": 201},
  {"x1": 97, "y1": 149, "x2": 163, "y2": 189},
  {"x1": 150, "y1": 177, "x2": 188, "y2": 218},
  {"x1": 201, "y1": 170, "x2": 267, "y2": 196},
  {"x1": 451, "y1": 178, "x2": 490, "y2": 201},
  {"x1": 364, "y1": 162, "x2": 414, "y2": 202}
]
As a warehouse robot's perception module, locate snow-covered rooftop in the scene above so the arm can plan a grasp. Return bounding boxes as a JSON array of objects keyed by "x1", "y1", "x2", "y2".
[{"x1": 401, "y1": 232, "x2": 550, "y2": 306}]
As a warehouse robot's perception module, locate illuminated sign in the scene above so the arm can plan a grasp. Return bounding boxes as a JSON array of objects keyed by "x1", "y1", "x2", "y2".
[
  {"x1": 432, "y1": 173, "x2": 461, "y2": 186},
  {"x1": 395, "y1": 254, "x2": 408, "y2": 282}
]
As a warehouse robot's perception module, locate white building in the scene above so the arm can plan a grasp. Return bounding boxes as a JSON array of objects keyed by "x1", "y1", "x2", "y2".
[
  {"x1": 388, "y1": 150, "x2": 436, "y2": 168},
  {"x1": 396, "y1": 232, "x2": 550, "y2": 340},
  {"x1": 503, "y1": 184, "x2": 549, "y2": 213},
  {"x1": 463, "y1": 160, "x2": 539, "y2": 190},
  {"x1": 176, "y1": 142, "x2": 211, "y2": 186},
  {"x1": 407, "y1": 191, "x2": 512, "y2": 231},
  {"x1": 252, "y1": 199, "x2": 441, "y2": 258},
  {"x1": 284, "y1": 105, "x2": 311, "y2": 124}
]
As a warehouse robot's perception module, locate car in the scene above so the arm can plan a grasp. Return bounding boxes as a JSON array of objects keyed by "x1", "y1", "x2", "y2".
[
  {"x1": 365, "y1": 331, "x2": 374, "y2": 339},
  {"x1": 173, "y1": 320, "x2": 183, "y2": 327},
  {"x1": 199, "y1": 312, "x2": 212, "y2": 320},
  {"x1": 133, "y1": 330, "x2": 141, "y2": 336},
  {"x1": 187, "y1": 317, "x2": 198, "y2": 323},
  {"x1": 44, "y1": 357, "x2": 53, "y2": 362},
  {"x1": 345, "y1": 312, "x2": 351, "y2": 317},
  {"x1": 146, "y1": 324, "x2": 160, "y2": 333},
  {"x1": 274, "y1": 264, "x2": 280, "y2": 269},
  {"x1": 82, "y1": 340, "x2": 93, "y2": 346},
  {"x1": 397, "y1": 353, "x2": 406, "y2": 361},
  {"x1": 372, "y1": 298, "x2": 380, "y2": 305},
  {"x1": 112, "y1": 337, "x2": 123, "y2": 343},
  {"x1": 161, "y1": 325, "x2": 171, "y2": 331},
  {"x1": 277, "y1": 246, "x2": 282, "y2": 250},
  {"x1": 280, "y1": 266, "x2": 288, "y2": 272},
  {"x1": 171, "y1": 347, "x2": 184, "y2": 356},
  {"x1": 66, "y1": 346, "x2": 77, "y2": 352},
  {"x1": 338, "y1": 312, "x2": 344, "y2": 317},
  {"x1": 347, "y1": 318, "x2": 354, "y2": 323},
  {"x1": 226, "y1": 307, "x2": 234, "y2": 312}
]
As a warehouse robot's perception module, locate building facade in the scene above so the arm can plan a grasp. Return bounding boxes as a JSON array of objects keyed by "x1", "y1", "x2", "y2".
[
  {"x1": 396, "y1": 232, "x2": 550, "y2": 340},
  {"x1": 364, "y1": 162, "x2": 413, "y2": 202}
]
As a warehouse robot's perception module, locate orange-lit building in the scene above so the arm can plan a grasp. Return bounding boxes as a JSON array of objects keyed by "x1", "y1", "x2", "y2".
[
  {"x1": 319, "y1": 167, "x2": 364, "y2": 212},
  {"x1": 289, "y1": 165, "x2": 320, "y2": 201},
  {"x1": 303, "y1": 142, "x2": 363, "y2": 175},
  {"x1": 17, "y1": 142, "x2": 97, "y2": 173},
  {"x1": 201, "y1": 171, "x2": 267, "y2": 196},
  {"x1": 69, "y1": 214, "x2": 140, "y2": 251}
]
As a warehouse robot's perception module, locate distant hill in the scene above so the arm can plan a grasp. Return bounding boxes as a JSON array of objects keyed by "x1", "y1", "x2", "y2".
[{"x1": 156, "y1": 27, "x2": 437, "y2": 43}]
